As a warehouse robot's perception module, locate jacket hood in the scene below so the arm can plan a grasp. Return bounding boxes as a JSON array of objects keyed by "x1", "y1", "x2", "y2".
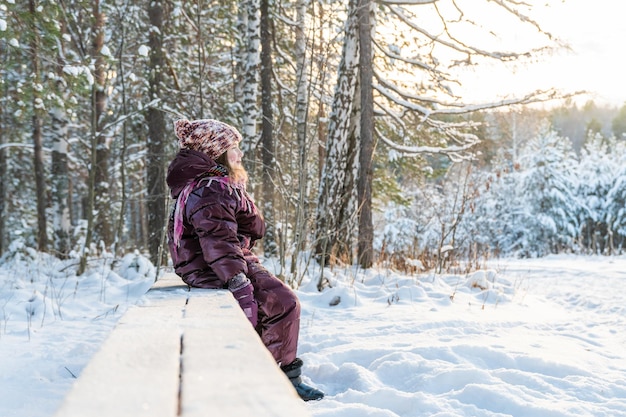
[{"x1": 166, "y1": 149, "x2": 218, "y2": 198}]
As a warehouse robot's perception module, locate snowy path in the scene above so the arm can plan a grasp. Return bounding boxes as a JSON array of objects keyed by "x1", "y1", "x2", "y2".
[{"x1": 296, "y1": 256, "x2": 626, "y2": 417}]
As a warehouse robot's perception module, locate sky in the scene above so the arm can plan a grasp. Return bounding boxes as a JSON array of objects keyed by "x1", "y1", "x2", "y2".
[
  {"x1": 1, "y1": 246, "x2": 625, "y2": 417},
  {"x1": 452, "y1": 0, "x2": 626, "y2": 107}
]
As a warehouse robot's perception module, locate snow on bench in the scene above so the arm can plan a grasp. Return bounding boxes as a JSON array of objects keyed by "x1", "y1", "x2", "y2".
[{"x1": 53, "y1": 273, "x2": 311, "y2": 417}]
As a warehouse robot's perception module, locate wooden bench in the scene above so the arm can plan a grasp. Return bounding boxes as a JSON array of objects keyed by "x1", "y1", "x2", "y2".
[{"x1": 53, "y1": 274, "x2": 312, "y2": 417}]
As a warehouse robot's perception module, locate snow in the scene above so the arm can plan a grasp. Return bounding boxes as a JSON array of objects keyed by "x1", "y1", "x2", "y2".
[
  {"x1": 100, "y1": 45, "x2": 112, "y2": 58},
  {"x1": 138, "y1": 45, "x2": 150, "y2": 57},
  {"x1": 1, "y1": 248, "x2": 625, "y2": 417}
]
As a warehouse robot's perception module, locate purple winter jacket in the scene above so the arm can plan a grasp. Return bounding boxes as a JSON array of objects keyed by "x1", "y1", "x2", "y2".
[
  {"x1": 166, "y1": 149, "x2": 302, "y2": 366},
  {"x1": 166, "y1": 149, "x2": 265, "y2": 288}
]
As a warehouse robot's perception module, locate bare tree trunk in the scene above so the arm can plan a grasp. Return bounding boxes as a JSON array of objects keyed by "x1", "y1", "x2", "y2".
[
  {"x1": 313, "y1": 0, "x2": 359, "y2": 270},
  {"x1": 194, "y1": 1, "x2": 205, "y2": 117},
  {"x1": 50, "y1": 109, "x2": 71, "y2": 258},
  {"x1": 139, "y1": 182, "x2": 148, "y2": 249},
  {"x1": 314, "y1": 2, "x2": 327, "y2": 181},
  {"x1": 33, "y1": 115, "x2": 47, "y2": 252},
  {"x1": 129, "y1": 181, "x2": 147, "y2": 251},
  {"x1": 340, "y1": 78, "x2": 360, "y2": 263},
  {"x1": 240, "y1": 0, "x2": 260, "y2": 148},
  {"x1": 92, "y1": 0, "x2": 112, "y2": 248},
  {"x1": 29, "y1": 0, "x2": 48, "y2": 253},
  {"x1": 79, "y1": 0, "x2": 107, "y2": 274},
  {"x1": 0, "y1": 88, "x2": 5, "y2": 256},
  {"x1": 357, "y1": 0, "x2": 374, "y2": 268},
  {"x1": 235, "y1": 5, "x2": 246, "y2": 104},
  {"x1": 260, "y1": 0, "x2": 276, "y2": 256},
  {"x1": 51, "y1": 20, "x2": 71, "y2": 259},
  {"x1": 291, "y1": 0, "x2": 310, "y2": 274},
  {"x1": 79, "y1": 93, "x2": 98, "y2": 273},
  {"x1": 112, "y1": 4, "x2": 129, "y2": 258},
  {"x1": 147, "y1": 0, "x2": 167, "y2": 265}
]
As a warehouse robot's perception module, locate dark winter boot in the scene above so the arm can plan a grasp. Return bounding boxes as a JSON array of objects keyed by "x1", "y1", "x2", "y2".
[{"x1": 281, "y1": 358, "x2": 325, "y2": 401}]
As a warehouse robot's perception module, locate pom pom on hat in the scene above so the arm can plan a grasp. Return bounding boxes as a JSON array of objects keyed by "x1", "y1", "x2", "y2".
[{"x1": 174, "y1": 118, "x2": 242, "y2": 160}]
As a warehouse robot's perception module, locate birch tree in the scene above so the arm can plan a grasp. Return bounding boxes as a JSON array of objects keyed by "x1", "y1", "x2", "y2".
[
  {"x1": 314, "y1": 0, "x2": 565, "y2": 270},
  {"x1": 291, "y1": 0, "x2": 311, "y2": 269},
  {"x1": 313, "y1": 0, "x2": 360, "y2": 268},
  {"x1": 50, "y1": 12, "x2": 72, "y2": 259},
  {"x1": 50, "y1": 73, "x2": 71, "y2": 258},
  {"x1": 239, "y1": 0, "x2": 261, "y2": 149}
]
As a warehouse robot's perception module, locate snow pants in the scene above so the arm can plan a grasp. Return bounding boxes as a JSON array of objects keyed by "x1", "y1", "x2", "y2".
[{"x1": 246, "y1": 260, "x2": 300, "y2": 367}]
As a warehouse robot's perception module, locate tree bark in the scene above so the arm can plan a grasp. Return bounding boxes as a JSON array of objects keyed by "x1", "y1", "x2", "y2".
[
  {"x1": 260, "y1": 0, "x2": 276, "y2": 256},
  {"x1": 29, "y1": 0, "x2": 48, "y2": 253},
  {"x1": 313, "y1": 0, "x2": 360, "y2": 270},
  {"x1": 51, "y1": 19, "x2": 71, "y2": 259},
  {"x1": 79, "y1": 0, "x2": 107, "y2": 274},
  {"x1": 50, "y1": 109, "x2": 71, "y2": 258},
  {"x1": 241, "y1": 0, "x2": 261, "y2": 148},
  {"x1": 92, "y1": 0, "x2": 113, "y2": 246},
  {"x1": 147, "y1": 0, "x2": 167, "y2": 266},
  {"x1": 92, "y1": 0, "x2": 112, "y2": 247},
  {"x1": 357, "y1": 0, "x2": 374, "y2": 268},
  {"x1": 291, "y1": 0, "x2": 310, "y2": 273},
  {"x1": 0, "y1": 87, "x2": 5, "y2": 256}
]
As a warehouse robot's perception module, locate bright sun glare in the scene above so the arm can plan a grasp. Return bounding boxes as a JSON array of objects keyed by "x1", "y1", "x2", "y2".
[{"x1": 450, "y1": 0, "x2": 626, "y2": 107}]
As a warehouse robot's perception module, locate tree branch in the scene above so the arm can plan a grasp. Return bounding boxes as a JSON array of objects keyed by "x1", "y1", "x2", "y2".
[{"x1": 376, "y1": 127, "x2": 478, "y2": 158}]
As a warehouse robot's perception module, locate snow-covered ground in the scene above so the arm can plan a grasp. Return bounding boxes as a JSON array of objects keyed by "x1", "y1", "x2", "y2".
[
  {"x1": 1, "y1": 245, "x2": 625, "y2": 417},
  {"x1": 299, "y1": 256, "x2": 626, "y2": 417}
]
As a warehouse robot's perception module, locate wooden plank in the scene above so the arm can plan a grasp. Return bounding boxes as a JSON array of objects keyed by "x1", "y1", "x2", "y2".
[
  {"x1": 55, "y1": 274, "x2": 312, "y2": 417},
  {"x1": 149, "y1": 274, "x2": 190, "y2": 296},
  {"x1": 54, "y1": 299, "x2": 186, "y2": 417},
  {"x1": 180, "y1": 293, "x2": 311, "y2": 417}
]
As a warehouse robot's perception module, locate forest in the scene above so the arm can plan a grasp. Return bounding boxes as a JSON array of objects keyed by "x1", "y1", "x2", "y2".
[{"x1": 2, "y1": 0, "x2": 626, "y2": 286}]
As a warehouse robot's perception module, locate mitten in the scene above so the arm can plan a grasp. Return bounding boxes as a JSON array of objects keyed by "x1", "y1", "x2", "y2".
[{"x1": 228, "y1": 273, "x2": 258, "y2": 327}]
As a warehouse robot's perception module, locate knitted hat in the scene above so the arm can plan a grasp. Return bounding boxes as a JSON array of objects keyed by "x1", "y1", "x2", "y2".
[{"x1": 174, "y1": 118, "x2": 242, "y2": 160}]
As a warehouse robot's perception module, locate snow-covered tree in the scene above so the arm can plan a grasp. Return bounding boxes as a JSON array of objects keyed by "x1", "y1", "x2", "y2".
[
  {"x1": 313, "y1": 0, "x2": 360, "y2": 271},
  {"x1": 576, "y1": 134, "x2": 618, "y2": 254},
  {"x1": 313, "y1": 0, "x2": 566, "y2": 270},
  {"x1": 290, "y1": 0, "x2": 312, "y2": 268},
  {"x1": 238, "y1": 0, "x2": 261, "y2": 148},
  {"x1": 3, "y1": 0, "x2": 624, "y2": 274},
  {"x1": 506, "y1": 129, "x2": 579, "y2": 256},
  {"x1": 601, "y1": 138, "x2": 626, "y2": 252}
]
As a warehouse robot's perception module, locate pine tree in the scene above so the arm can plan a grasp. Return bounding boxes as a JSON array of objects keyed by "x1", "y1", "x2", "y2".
[{"x1": 515, "y1": 129, "x2": 579, "y2": 256}]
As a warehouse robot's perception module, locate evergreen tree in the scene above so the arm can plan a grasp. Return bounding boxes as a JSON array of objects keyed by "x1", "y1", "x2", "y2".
[
  {"x1": 612, "y1": 103, "x2": 626, "y2": 140},
  {"x1": 576, "y1": 134, "x2": 617, "y2": 253},
  {"x1": 513, "y1": 130, "x2": 579, "y2": 256},
  {"x1": 600, "y1": 138, "x2": 626, "y2": 252}
]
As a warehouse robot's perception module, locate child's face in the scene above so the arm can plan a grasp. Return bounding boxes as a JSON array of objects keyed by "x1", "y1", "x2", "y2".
[{"x1": 226, "y1": 144, "x2": 243, "y2": 169}]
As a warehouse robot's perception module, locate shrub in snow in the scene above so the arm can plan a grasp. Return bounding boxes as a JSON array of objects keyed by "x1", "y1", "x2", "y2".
[
  {"x1": 115, "y1": 252, "x2": 156, "y2": 281},
  {"x1": 0, "y1": 242, "x2": 155, "y2": 338}
]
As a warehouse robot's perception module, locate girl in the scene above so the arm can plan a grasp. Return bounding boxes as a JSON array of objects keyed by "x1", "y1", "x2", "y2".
[{"x1": 166, "y1": 118, "x2": 324, "y2": 401}]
